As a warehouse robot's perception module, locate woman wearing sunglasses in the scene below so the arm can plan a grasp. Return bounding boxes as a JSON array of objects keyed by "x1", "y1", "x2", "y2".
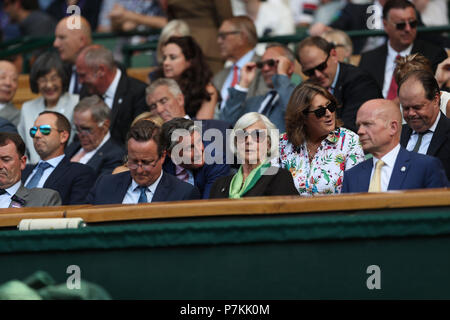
[
  {"x1": 274, "y1": 82, "x2": 364, "y2": 195},
  {"x1": 17, "y1": 51, "x2": 78, "y2": 164},
  {"x1": 209, "y1": 112, "x2": 298, "y2": 199}
]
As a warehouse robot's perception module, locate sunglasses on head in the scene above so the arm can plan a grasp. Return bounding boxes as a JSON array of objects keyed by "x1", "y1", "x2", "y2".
[
  {"x1": 29, "y1": 125, "x2": 52, "y2": 138},
  {"x1": 303, "y1": 54, "x2": 330, "y2": 77},
  {"x1": 392, "y1": 20, "x2": 418, "y2": 30},
  {"x1": 256, "y1": 59, "x2": 276, "y2": 69},
  {"x1": 303, "y1": 102, "x2": 337, "y2": 119}
]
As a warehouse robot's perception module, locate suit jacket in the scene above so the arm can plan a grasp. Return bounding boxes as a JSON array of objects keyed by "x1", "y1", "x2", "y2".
[
  {"x1": 209, "y1": 166, "x2": 299, "y2": 198},
  {"x1": 80, "y1": 71, "x2": 148, "y2": 146},
  {"x1": 333, "y1": 62, "x2": 383, "y2": 133},
  {"x1": 0, "y1": 102, "x2": 20, "y2": 126},
  {"x1": 65, "y1": 137, "x2": 126, "y2": 179},
  {"x1": 163, "y1": 156, "x2": 230, "y2": 199},
  {"x1": 12, "y1": 183, "x2": 62, "y2": 207},
  {"x1": 86, "y1": 171, "x2": 201, "y2": 205},
  {"x1": 219, "y1": 74, "x2": 295, "y2": 132},
  {"x1": 342, "y1": 147, "x2": 448, "y2": 193},
  {"x1": 0, "y1": 117, "x2": 17, "y2": 133},
  {"x1": 213, "y1": 52, "x2": 269, "y2": 109},
  {"x1": 22, "y1": 156, "x2": 96, "y2": 205},
  {"x1": 400, "y1": 113, "x2": 450, "y2": 180},
  {"x1": 359, "y1": 39, "x2": 448, "y2": 91}
]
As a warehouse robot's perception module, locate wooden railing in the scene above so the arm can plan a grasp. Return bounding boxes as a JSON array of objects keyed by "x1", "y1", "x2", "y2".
[{"x1": 0, "y1": 188, "x2": 449, "y2": 228}]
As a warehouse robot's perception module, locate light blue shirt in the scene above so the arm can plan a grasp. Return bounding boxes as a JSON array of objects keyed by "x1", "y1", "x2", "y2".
[
  {"x1": 330, "y1": 63, "x2": 340, "y2": 95},
  {"x1": 0, "y1": 180, "x2": 21, "y2": 208},
  {"x1": 122, "y1": 171, "x2": 163, "y2": 204},
  {"x1": 24, "y1": 155, "x2": 65, "y2": 188}
]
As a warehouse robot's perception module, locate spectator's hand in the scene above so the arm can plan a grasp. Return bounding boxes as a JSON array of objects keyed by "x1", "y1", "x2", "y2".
[
  {"x1": 276, "y1": 56, "x2": 292, "y2": 76},
  {"x1": 435, "y1": 57, "x2": 450, "y2": 88},
  {"x1": 308, "y1": 23, "x2": 332, "y2": 36},
  {"x1": 239, "y1": 62, "x2": 257, "y2": 89}
]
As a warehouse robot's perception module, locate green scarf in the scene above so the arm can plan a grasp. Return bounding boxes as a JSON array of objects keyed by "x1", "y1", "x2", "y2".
[{"x1": 229, "y1": 161, "x2": 271, "y2": 199}]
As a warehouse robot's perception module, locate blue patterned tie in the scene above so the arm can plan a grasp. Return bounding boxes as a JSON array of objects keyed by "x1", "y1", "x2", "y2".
[
  {"x1": 25, "y1": 162, "x2": 51, "y2": 189},
  {"x1": 137, "y1": 186, "x2": 148, "y2": 203}
]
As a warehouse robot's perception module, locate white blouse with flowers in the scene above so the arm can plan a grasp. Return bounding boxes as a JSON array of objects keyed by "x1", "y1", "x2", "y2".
[{"x1": 273, "y1": 127, "x2": 365, "y2": 196}]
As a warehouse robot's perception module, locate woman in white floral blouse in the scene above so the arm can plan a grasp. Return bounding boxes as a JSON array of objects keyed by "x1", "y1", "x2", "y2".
[{"x1": 273, "y1": 82, "x2": 365, "y2": 195}]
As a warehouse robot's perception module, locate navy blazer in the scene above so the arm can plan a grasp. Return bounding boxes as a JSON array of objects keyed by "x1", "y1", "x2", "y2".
[
  {"x1": 65, "y1": 137, "x2": 126, "y2": 179},
  {"x1": 400, "y1": 113, "x2": 450, "y2": 180},
  {"x1": 86, "y1": 171, "x2": 201, "y2": 205},
  {"x1": 163, "y1": 157, "x2": 230, "y2": 199},
  {"x1": 22, "y1": 155, "x2": 96, "y2": 205},
  {"x1": 342, "y1": 147, "x2": 448, "y2": 193}
]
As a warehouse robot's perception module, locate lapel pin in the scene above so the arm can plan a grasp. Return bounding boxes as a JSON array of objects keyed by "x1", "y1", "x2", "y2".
[
  {"x1": 118, "y1": 98, "x2": 123, "y2": 104},
  {"x1": 221, "y1": 188, "x2": 225, "y2": 192},
  {"x1": 401, "y1": 166, "x2": 406, "y2": 172}
]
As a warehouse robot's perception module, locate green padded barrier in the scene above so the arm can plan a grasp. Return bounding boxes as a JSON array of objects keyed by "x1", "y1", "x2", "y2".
[{"x1": 1, "y1": 207, "x2": 450, "y2": 299}]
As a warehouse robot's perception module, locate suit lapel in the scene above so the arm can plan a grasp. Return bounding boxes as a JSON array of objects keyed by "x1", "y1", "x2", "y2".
[
  {"x1": 110, "y1": 73, "x2": 126, "y2": 131},
  {"x1": 360, "y1": 160, "x2": 373, "y2": 192},
  {"x1": 44, "y1": 156, "x2": 70, "y2": 188},
  {"x1": 400, "y1": 124, "x2": 413, "y2": 148},
  {"x1": 388, "y1": 147, "x2": 410, "y2": 190},
  {"x1": 152, "y1": 172, "x2": 169, "y2": 202},
  {"x1": 427, "y1": 112, "x2": 449, "y2": 156}
]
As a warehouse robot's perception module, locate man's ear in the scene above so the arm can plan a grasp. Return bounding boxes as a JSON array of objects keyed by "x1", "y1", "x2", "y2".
[
  {"x1": 20, "y1": 155, "x2": 27, "y2": 171},
  {"x1": 176, "y1": 93, "x2": 185, "y2": 111},
  {"x1": 60, "y1": 130, "x2": 70, "y2": 145}
]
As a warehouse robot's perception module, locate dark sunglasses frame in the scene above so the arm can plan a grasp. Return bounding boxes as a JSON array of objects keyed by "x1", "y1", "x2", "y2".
[
  {"x1": 29, "y1": 125, "x2": 52, "y2": 138},
  {"x1": 303, "y1": 54, "x2": 330, "y2": 77},
  {"x1": 303, "y1": 102, "x2": 337, "y2": 119},
  {"x1": 393, "y1": 19, "x2": 418, "y2": 30},
  {"x1": 217, "y1": 31, "x2": 240, "y2": 40},
  {"x1": 235, "y1": 129, "x2": 267, "y2": 142},
  {"x1": 256, "y1": 59, "x2": 277, "y2": 69}
]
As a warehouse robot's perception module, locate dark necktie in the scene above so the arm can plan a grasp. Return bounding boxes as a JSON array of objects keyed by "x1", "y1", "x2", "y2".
[
  {"x1": 412, "y1": 130, "x2": 430, "y2": 153},
  {"x1": 73, "y1": 71, "x2": 80, "y2": 94},
  {"x1": 25, "y1": 162, "x2": 51, "y2": 189},
  {"x1": 261, "y1": 90, "x2": 278, "y2": 115},
  {"x1": 0, "y1": 189, "x2": 6, "y2": 195},
  {"x1": 137, "y1": 186, "x2": 148, "y2": 203}
]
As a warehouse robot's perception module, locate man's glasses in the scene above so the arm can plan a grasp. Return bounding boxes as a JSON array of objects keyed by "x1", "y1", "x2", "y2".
[
  {"x1": 303, "y1": 102, "x2": 337, "y2": 119},
  {"x1": 303, "y1": 54, "x2": 330, "y2": 77},
  {"x1": 73, "y1": 121, "x2": 104, "y2": 135},
  {"x1": 256, "y1": 59, "x2": 276, "y2": 69},
  {"x1": 217, "y1": 31, "x2": 240, "y2": 40},
  {"x1": 127, "y1": 157, "x2": 160, "y2": 170},
  {"x1": 29, "y1": 125, "x2": 53, "y2": 138},
  {"x1": 235, "y1": 129, "x2": 267, "y2": 142},
  {"x1": 391, "y1": 20, "x2": 418, "y2": 30}
]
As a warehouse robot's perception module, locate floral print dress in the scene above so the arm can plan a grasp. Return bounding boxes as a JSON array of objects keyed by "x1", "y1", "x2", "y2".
[{"x1": 274, "y1": 127, "x2": 365, "y2": 196}]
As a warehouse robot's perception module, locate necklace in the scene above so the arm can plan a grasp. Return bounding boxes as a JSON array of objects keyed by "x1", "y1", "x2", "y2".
[{"x1": 306, "y1": 142, "x2": 319, "y2": 162}]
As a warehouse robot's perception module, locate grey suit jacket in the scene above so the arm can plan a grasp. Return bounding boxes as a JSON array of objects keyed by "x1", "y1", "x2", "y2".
[
  {"x1": 13, "y1": 184, "x2": 62, "y2": 208},
  {"x1": 0, "y1": 102, "x2": 20, "y2": 126}
]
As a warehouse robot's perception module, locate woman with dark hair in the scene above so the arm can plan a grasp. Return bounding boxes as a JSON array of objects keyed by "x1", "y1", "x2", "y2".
[
  {"x1": 154, "y1": 35, "x2": 218, "y2": 119},
  {"x1": 273, "y1": 82, "x2": 364, "y2": 195},
  {"x1": 17, "y1": 51, "x2": 79, "y2": 164}
]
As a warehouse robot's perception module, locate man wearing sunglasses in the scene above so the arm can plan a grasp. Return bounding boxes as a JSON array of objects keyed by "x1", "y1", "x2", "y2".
[
  {"x1": 219, "y1": 43, "x2": 296, "y2": 132},
  {"x1": 22, "y1": 111, "x2": 95, "y2": 205},
  {"x1": 65, "y1": 96, "x2": 126, "y2": 179},
  {"x1": 0, "y1": 132, "x2": 61, "y2": 208},
  {"x1": 359, "y1": 0, "x2": 447, "y2": 100},
  {"x1": 297, "y1": 36, "x2": 382, "y2": 133}
]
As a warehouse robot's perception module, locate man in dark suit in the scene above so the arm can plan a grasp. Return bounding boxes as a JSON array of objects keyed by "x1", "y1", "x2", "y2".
[
  {"x1": 398, "y1": 70, "x2": 450, "y2": 180},
  {"x1": 22, "y1": 111, "x2": 95, "y2": 205},
  {"x1": 359, "y1": 0, "x2": 447, "y2": 100},
  {"x1": 76, "y1": 45, "x2": 148, "y2": 146},
  {"x1": 219, "y1": 43, "x2": 296, "y2": 132},
  {"x1": 297, "y1": 36, "x2": 383, "y2": 132},
  {"x1": 160, "y1": 118, "x2": 230, "y2": 199},
  {"x1": 87, "y1": 120, "x2": 201, "y2": 205},
  {"x1": 342, "y1": 99, "x2": 448, "y2": 193},
  {"x1": 65, "y1": 96, "x2": 126, "y2": 179},
  {"x1": 0, "y1": 132, "x2": 61, "y2": 208}
]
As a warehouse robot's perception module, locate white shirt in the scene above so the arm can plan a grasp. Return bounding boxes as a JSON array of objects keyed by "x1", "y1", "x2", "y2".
[
  {"x1": 0, "y1": 102, "x2": 6, "y2": 112},
  {"x1": 370, "y1": 144, "x2": 401, "y2": 192},
  {"x1": 0, "y1": 180, "x2": 21, "y2": 208},
  {"x1": 122, "y1": 171, "x2": 163, "y2": 204},
  {"x1": 406, "y1": 112, "x2": 440, "y2": 154},
  {"x1": 24, "y1": 155, "x2": 65, "y2": 188},
  {"x1": 220, "y1": 49, "x2": 256, "y2": 109},
  {"x1": 103, "y1": 68, "x2": 122, "y2": 109},
  {"x1": 73, "y1": 132, "x2": 111, "y2": 164},
  {"x1": 382, "y1": 42, "x2": 413, "y2": 98}
]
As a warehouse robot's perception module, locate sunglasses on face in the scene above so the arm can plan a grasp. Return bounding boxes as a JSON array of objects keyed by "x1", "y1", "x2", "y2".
[
  {"x1": 217, "y1": 31, "x2": 240, "y2": 40},
  {"x1": 392, "y1": 20, "x2": 418, "y2": 30},
  {"x1": 303, "y1": 54, "x2": 330, "y2": 77},
  {"x1": 256, "y1": 59, "x2": 277, "y2": 69},
  {"x1": 303, "y1": 102, "x2": 337, "y2": 119},
  {"x1": 29, "y1": 125, "x2": 52, "y2": 138},
  {"x1": 236, "y1": 129, "x2": 267, "y2": 142}
]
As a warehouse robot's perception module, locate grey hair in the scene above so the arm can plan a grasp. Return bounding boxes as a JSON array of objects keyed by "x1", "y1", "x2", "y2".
[
  {"x1": 265, "y1": 43, "x2": 296, "y2": 63},
  {"x1": 74, "y1": 95, "x2": 110, "y2": 123},
  {"x1": 84, "y1": 45, "x2": 115, "y2": 70},
  {"x1": 146, "y1": 78, "x2": 183, "y2": 97}
]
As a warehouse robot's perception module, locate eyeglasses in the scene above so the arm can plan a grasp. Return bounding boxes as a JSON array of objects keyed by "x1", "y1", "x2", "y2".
[
  {"x1": 303, "y1": 54, "x2": 330, "y2": 77},
  {"x1": 303, "y1": 102, "x2": 337, "y2": 118},
  {"x1": 256, "y1": 59, "x2": 277, "y2": 69},
  {"x1": 29, "y1": 125, "x2": 56, "y2": 138},
  {"x1": 235, "y1": 129, "x2": 267, "y2": 142},
  {"x1": 217, "y1": 31, "x2": 240, "y2": 40},
  {"x1": 73, "y1": 121, "x2": 104, "y2": 135},
  {"x1": 127, "y1": 157, "x2": 160, "y2": 170},
  {"x1": 391, "y1": 20, "x2": 418, "y2": 30},
  {"x1": 37, "y1": 75, "x2": 61, "y2": 86}
]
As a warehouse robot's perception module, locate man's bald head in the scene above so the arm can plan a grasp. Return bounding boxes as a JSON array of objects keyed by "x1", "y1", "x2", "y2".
[
  {"x1": 54, "y1": 16, "x2": 92, "y2": 64},
  {"x1": 0, "y1": 60, "x2": 19, "y2": 103},
  {"x1": 356, "y1": 99, "x2": 402, "y2": 158}
]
